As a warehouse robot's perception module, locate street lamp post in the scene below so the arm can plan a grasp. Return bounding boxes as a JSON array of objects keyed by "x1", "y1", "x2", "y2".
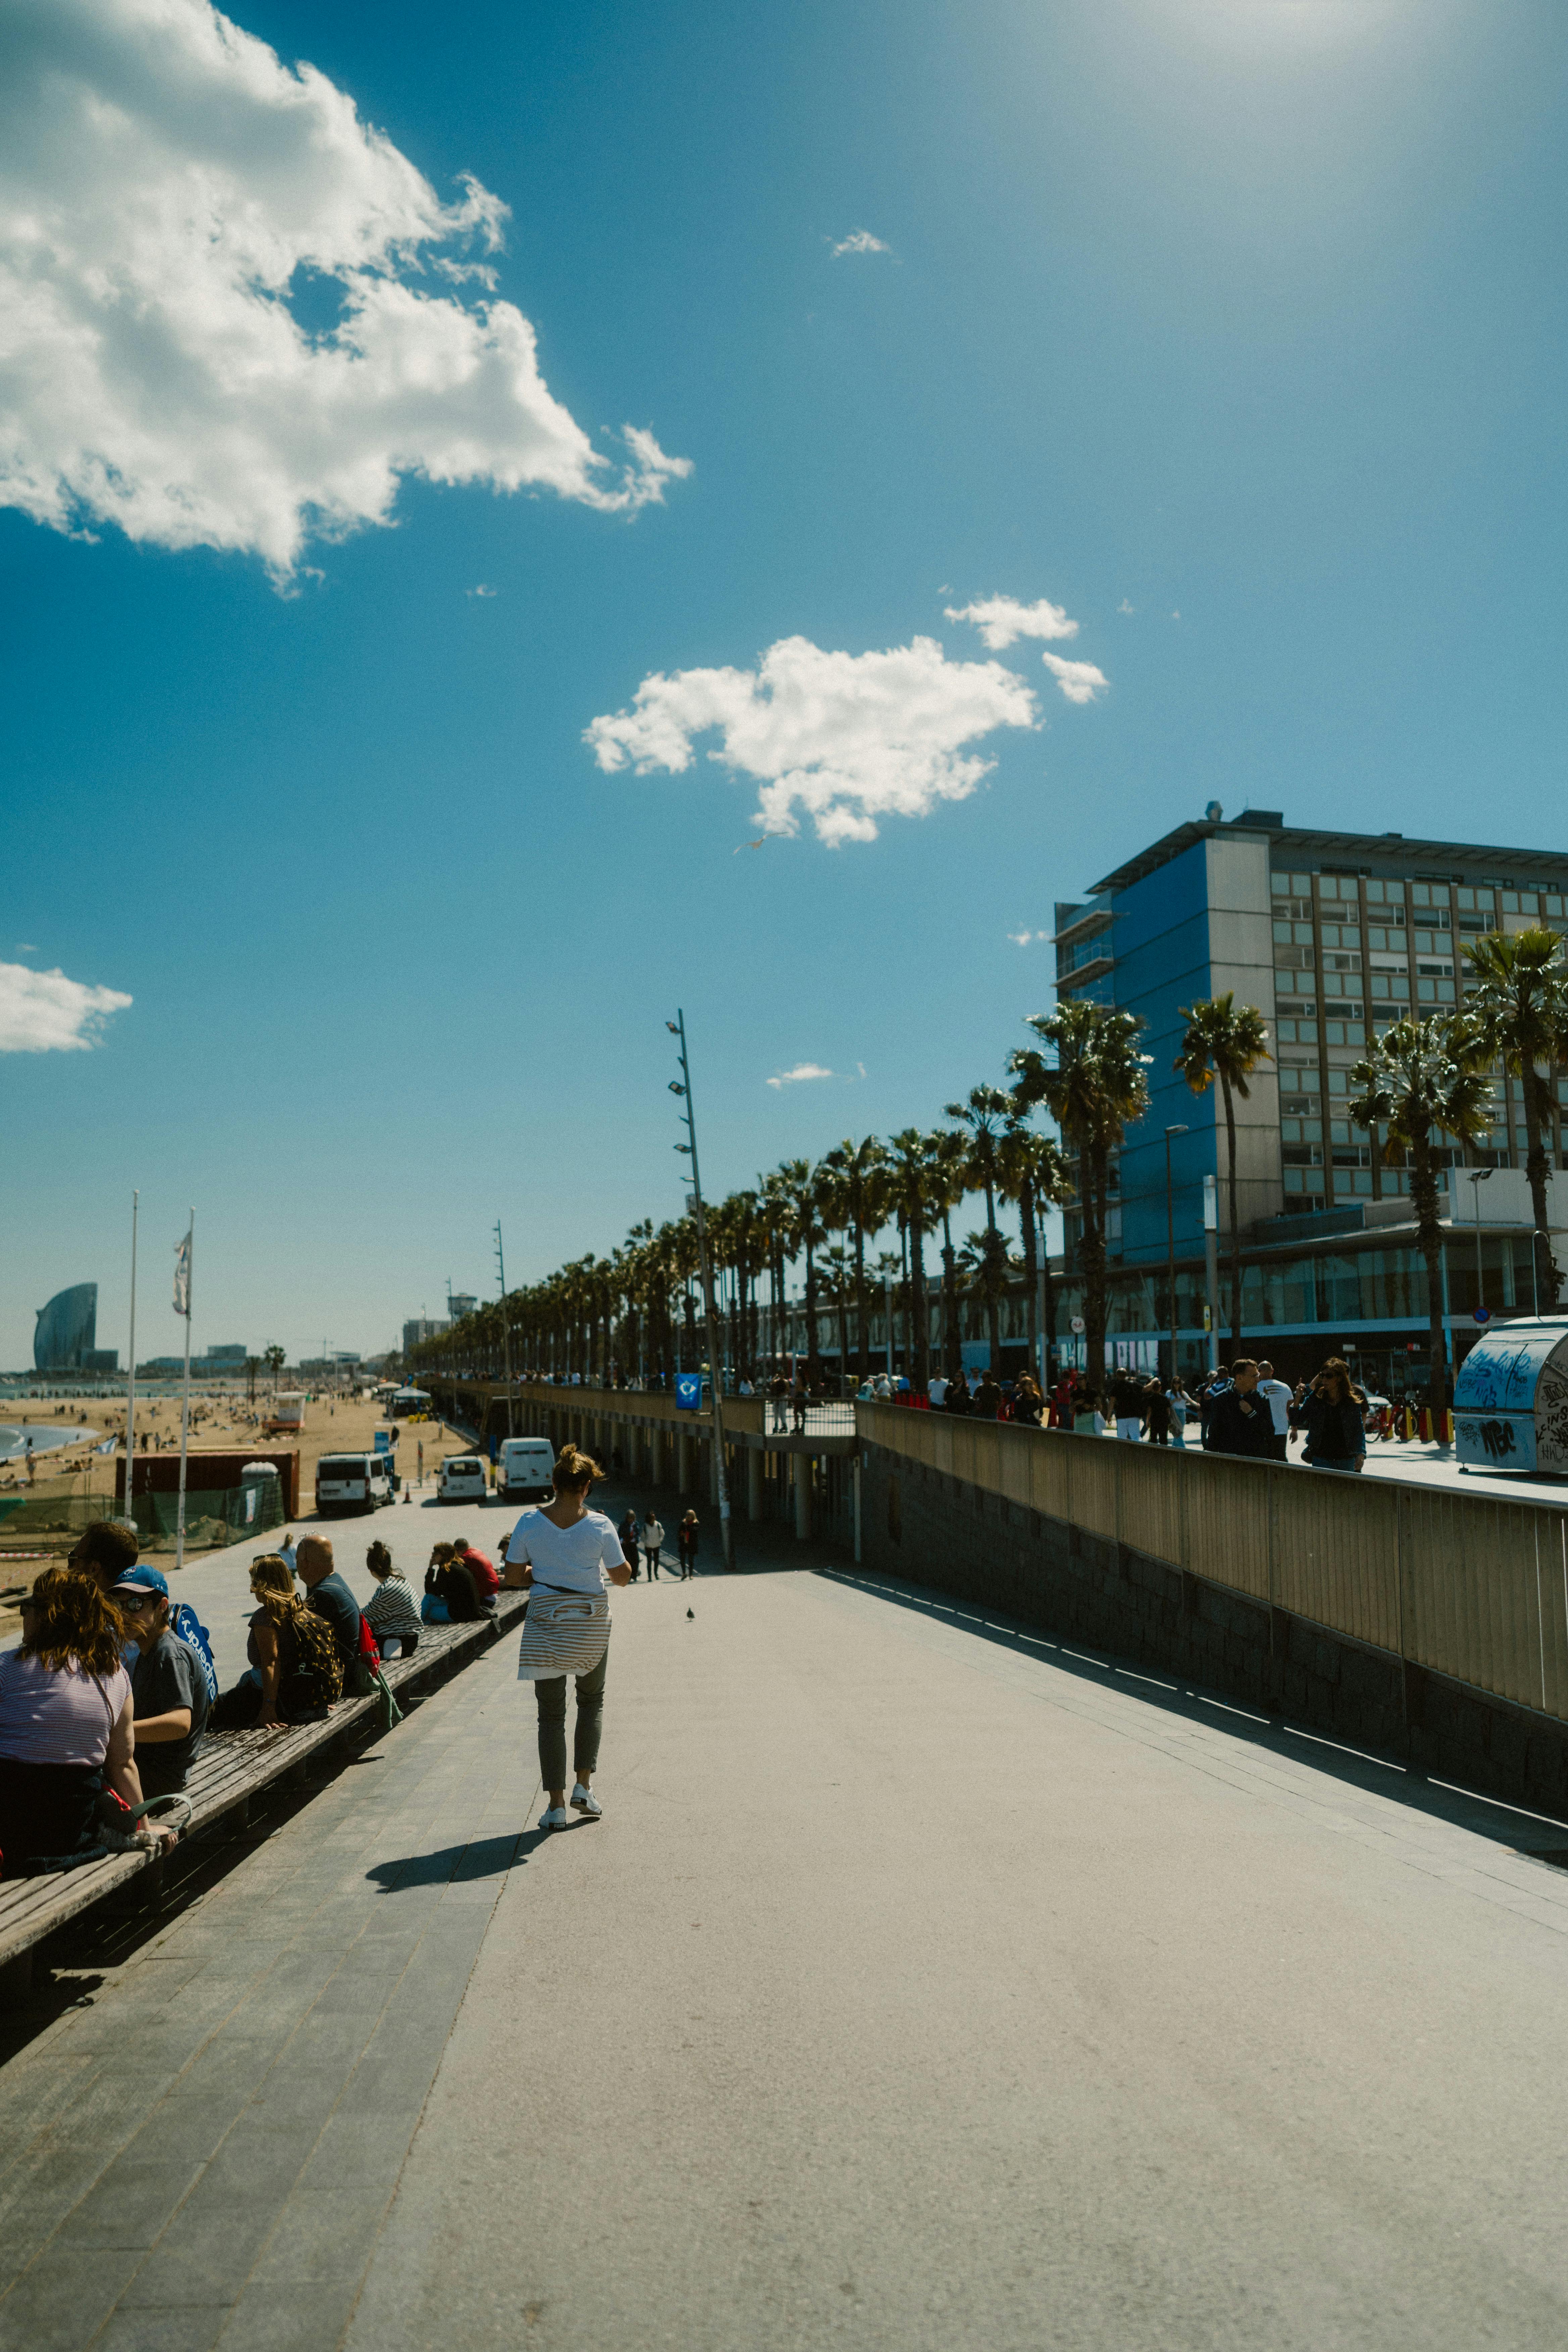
[
  {"x1": 668, "y1": 1011, "x2": 735, "y2": 1571},
  {"x1": 1467, "y1": 1167, "x2": 1492, "y2": 1327},
  {"x1": 494, "y1": 1220, "x2": 514, "y2": 1440},
  {"x1": 1164, "y1": 1126, "x2": 1189, "y2": 1385}
]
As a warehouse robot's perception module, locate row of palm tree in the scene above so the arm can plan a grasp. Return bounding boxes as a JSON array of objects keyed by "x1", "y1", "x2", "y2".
[{"x1": 411, "y1": 925, "x2": 1568, "y2": 1405}]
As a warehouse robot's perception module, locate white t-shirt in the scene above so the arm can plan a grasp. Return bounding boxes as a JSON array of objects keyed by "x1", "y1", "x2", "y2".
[
  {"x1": 928, "y1": 1377, "x2": 949, "y2": 1408},
  {"x1": 1257, "y1": 1379, "x2": 1293, "y2": 1435},
  {"x1": 505, "y1": 1508, "x2": 624, "y2": 1595}
]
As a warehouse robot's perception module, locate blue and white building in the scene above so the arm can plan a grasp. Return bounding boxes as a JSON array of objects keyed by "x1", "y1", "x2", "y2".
[{"x1": 1051, "y1": 812, "x2": 1568, "y2": 1389}]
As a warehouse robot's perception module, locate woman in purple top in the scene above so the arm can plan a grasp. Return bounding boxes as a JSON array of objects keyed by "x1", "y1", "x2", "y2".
[{"x1": 0, "y1": 1568, "x2": 142, "y2": 1875}]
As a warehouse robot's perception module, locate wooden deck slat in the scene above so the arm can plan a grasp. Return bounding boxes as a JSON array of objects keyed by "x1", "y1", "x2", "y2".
[{"x1": 0, "y1": 1598, "x2": 524, "y2": 1972}]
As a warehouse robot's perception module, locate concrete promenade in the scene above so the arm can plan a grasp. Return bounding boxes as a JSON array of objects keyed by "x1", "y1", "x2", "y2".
[{"x1": 4, "y1": 1489, "x2": 1568, "y2": 2348}]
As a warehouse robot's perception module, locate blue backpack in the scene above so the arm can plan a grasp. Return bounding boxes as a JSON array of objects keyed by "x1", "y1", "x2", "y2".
[{"x1": 170, "y1": 1601, "x2": 219, "y2": 1707}]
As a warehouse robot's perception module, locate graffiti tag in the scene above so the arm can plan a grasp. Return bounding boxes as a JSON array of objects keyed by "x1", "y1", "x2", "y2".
[{"x1": 1476, "y1": 1419, "x2": 1518, "y2": 1460}]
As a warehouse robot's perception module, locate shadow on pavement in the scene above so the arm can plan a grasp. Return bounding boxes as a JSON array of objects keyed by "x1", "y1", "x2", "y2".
[
  {"x1": 364, "y1": 1828, "x2": 557, "y2": 1891},
  {"x1": 818, "y1": 1562, "x2": 1568, "y2": 1863}
]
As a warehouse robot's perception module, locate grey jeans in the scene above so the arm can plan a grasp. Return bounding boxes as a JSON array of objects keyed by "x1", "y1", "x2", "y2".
[{"x1": 535, "y1": 1636, "x2": 609, "y2": 1790}]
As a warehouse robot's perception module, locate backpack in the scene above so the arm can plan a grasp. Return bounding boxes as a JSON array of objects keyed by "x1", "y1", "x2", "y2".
[
  {"x1": 284, "y1": 1601, "x2": 343, "y2": 1709},
  {"x1": 170, "y1": 1601, "x2": 219, "y2": 1707}
]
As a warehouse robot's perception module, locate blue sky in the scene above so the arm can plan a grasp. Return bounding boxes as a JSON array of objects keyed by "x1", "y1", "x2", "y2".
[{"x1": 4, "y1": 0, "x2": 1566, "y2": 1368}]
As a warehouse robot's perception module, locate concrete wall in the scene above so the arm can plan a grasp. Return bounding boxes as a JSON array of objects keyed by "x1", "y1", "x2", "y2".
[{"x1": 858, "y1": 1440, "x2": 1568, "y2": 1821}]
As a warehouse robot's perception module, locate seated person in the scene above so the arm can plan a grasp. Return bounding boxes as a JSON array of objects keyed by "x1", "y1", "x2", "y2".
[
  {"x1": 112, "y1": 1566, "x2": 210, "y2": 1795},
  {"x1": 364, "y1": 1541, "x2": 421, "y2": 1660},
  {"x1": 295, "y1": 1536, "x2": 362, "y2": 1671},
  {"x1": 451, "y1": 1537, "x2": 500, "y2": 1612},
  {"x1": 211, "y1": 1556, "x2": 342, "y2": 1728},
  {"x1": 66, "y1": 1516, "x2": 141, "y2": 1603},
  {"x1": 425, "y1": 1543, "x2": 483, "y2": 1622},
  {"x1": 0, "y1": 1567, "x2": 140, "y2": 1874}
]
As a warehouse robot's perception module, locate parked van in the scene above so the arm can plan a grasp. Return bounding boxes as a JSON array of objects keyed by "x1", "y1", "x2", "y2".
[
  {"x1": 498, "y1": 1437, "x2": 555, "y2": 1501},
  {"x1": 315, "y1": 1452, "x2": 391, "y2": 1515}
]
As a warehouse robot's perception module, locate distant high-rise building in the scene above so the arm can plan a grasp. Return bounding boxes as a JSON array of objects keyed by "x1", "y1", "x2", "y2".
[
  {"x1": 403, "y1": 1317, "x2": 449, "y2": 1355},
  {"x1": 34, "y1": 1283, "x2": 98, "y2": 1372},
  {"x1": 448, "y1": 1292, "x2": 478, "y2": 1321}
]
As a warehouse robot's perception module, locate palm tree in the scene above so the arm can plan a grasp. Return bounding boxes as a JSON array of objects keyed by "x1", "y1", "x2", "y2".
[
  {"x1": 822, "y1": 1136, "x2": 891, "y2": 1379},
  {"x1": 1347, "y1": 1015, "x2": 1492, "y2": 1410},
  {"x1": 956, "y1": 1229, "x2": 1011, "y2": 1364},
  {"x1": 998, "y1": 1120, "x2": 1075, "y2": 1386},
  {"x1": 776, "y1": 1158, "x2": 828, "y2": 1385},
  {"x1": 1010, "y1": 1001, "x2": 1152, "y2": 1393},
  {"x1": 245, "y1": 1354, "x2": 261, "y2": 1404},
  {"x1": 924, "y1": 1127, "x2": 971, "y2": 1380},
  {"x1": 264, "y1": 1344, "x2": 285, "y2": 1393},
  {"x1": 1462, "y1": 925, "x2": 1568, "y2": 1311},
  {"x1": 1173, "y1": 993, "x2": 1272, "y2": 1349},
  {"x1": 886, "y1": 1128, "x2": 938, "y2": 1388},
  {"x1": 943, "y1": 1086, "x2": 1011, "y2": 1369},
  {"x1": 820, "y1": 1245, "x2": 854, "y2": 1386}
]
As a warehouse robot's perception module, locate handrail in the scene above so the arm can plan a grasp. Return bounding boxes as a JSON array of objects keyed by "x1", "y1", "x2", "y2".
[{"x1": 854, "y1": 1403, "x2": 1568, "y2": 1730}]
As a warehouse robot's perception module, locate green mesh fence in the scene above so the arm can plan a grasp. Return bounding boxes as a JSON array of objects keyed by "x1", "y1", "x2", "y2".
[{"x1": 0, "y1": 1471, "x2": 283, "y2": 1555}]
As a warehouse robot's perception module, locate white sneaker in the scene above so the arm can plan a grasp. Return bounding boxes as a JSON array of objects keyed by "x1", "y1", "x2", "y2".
[
  {"x1": 571, "y1": 1784, "x2": 602, "y2": 1818},
  {"x1": 538, "y1": 1805, "x2": 569, "y2": 1831}
]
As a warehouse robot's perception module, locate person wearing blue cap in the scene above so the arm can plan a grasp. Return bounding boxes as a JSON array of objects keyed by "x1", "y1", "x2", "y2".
[{"x1": 113, "y1": 1566, "x2": 210, "y2": 1796}]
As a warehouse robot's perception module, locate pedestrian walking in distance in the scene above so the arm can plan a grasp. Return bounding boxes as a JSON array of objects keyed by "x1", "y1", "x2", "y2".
[
  {"x1": 1255, "y1": 1360, "x2": 1294, "y2": 1463},
  {"x1": 677, "y1": 1509, "x2": 699, "y2": 1579},
  {"x1": 505, "y1": 1446, "x2": 631, "y2": 1831},
  {"x1": 1298, "y1": 1358, "x2": 1368, "y2": 1474},
  {"x1": 641, "y1": 1512, "x2": 665, "y2": 1578}
]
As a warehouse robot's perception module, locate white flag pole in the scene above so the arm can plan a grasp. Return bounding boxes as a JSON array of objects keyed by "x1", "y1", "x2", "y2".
[
  {"x1": 175, "y1": 1213, "x2": 194, "y2": 1572},
  {"x1": 125, "y1": 1190, "x2": 139, "y2": 1530}
]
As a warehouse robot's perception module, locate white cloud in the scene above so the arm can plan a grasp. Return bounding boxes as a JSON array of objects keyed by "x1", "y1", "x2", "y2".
[
  {"x1": 830, "y1": 230, "x2": 890, "y2": 257},
  {"x1": 466, "y1": 584, "x2": 496, "y2": 598},
  {"x1": 1118, "y1": 598, "x2": 1135, "y2": 615},
  {"x1": 1041, "y1": 651, "x2": 1108, "y2": 705},
  {"x1": 945, "y1": 594, "x2": 1079, "y2": 649},
  {"x1": 586, "y1": 634, "x2": 1036, "y2": 846},
  {"x1": 1007, "y1": 929, "x2": 1046, "y2": 946},
  {"x1": 767, "y1": 1062, "x2": 834, "y2": 1089},
  {"x1": 0, "y1": 0, "x2": 689, "y2": 579},
  {"x1": 0, "y1": 962, "x2": 132, "y2": 1051}
]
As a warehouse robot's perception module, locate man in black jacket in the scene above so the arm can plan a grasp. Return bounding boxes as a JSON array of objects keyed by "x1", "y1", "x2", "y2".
[{"x1": 1205, "y1": 1360, "x2": 1274, "y2": 1458}]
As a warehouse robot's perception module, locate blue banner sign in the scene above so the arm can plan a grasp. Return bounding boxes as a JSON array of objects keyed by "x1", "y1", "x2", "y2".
[{"x1": 675, "y1": 1373, "x2": 702, "y2": 1413}]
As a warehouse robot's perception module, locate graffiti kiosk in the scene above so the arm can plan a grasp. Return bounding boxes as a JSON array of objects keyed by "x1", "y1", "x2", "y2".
[{"x1": 1453, "y1": 1320, "x2": 1568, "y2": 1475}]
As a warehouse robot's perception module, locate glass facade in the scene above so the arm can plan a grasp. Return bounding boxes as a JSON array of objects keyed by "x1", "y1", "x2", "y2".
[{"x1": 33, "y1": 1282, "x2": 98, "y2": 1372}]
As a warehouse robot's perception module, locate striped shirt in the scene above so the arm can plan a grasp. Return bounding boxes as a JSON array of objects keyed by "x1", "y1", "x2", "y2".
[{"x1": 364, "y1": 1577, "x2": 423, "y2": 1640}]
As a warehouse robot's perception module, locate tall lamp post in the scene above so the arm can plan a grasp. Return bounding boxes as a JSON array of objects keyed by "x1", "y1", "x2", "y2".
[
  {"x1": 1164, "y1": 1125, "x2": 1189, "y2": 1385},
  {"x1": 494, "y1": 1219, "x2": 514, "y2": 1440},
  {"x1": 668, "y1": 1011, "x2": 734, "y2": 1572},
  {"x1": 1466, "y1": 1167, "x2": 1493, "y2": 1333}
]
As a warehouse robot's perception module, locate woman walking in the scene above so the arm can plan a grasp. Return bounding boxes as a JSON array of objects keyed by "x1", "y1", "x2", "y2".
[
  {"x1": 641, "y1": 1512, "x2": 665, "y2": 1578},
  {"x1": 677, "y1": 1509, "x2": 700, "y2": 1579},
  {"x1": 505, "y1": 1446, "x2": 631, "y2": 1831},
  {"x1": 1298, "y1": 1359, "x2": 1367, "y2": 1473},
  {"x1": 364, "y1": 1541, "x2": 421, "y2": 1660}
]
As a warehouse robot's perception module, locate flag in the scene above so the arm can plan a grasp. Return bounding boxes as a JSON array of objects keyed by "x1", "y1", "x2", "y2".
[{"x1": 173, "y1": 1229, "x2": 191, "y2": 1317}]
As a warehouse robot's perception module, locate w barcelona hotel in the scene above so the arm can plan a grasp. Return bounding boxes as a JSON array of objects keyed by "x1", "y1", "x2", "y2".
[{"x1": 1050, "y1": 812, "x2": 1568, "y2": 1396}]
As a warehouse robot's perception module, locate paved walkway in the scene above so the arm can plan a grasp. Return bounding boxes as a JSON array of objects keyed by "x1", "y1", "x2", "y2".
[{"x1": 4, "y1": 1488, "x2": 1568, "y2": 2349}]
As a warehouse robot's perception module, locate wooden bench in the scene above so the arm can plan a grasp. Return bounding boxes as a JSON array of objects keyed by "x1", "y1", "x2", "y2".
[{"x1": 0, "y1": 1593, "x2": 527, "y2": 2000}]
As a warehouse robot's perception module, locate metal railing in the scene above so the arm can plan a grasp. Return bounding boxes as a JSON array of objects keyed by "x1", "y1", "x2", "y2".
[{"x1": 855, "y1": 1402, "x2": 1568, "y2": 1728}]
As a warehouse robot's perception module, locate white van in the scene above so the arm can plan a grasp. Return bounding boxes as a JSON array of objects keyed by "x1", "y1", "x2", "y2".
[
  {"x1": 499, "y1": 1437, "x2": 555, "y2": 1501},
  {"x1": 315, "y1": 1452, "x2": 391, "y2": 1515}
]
